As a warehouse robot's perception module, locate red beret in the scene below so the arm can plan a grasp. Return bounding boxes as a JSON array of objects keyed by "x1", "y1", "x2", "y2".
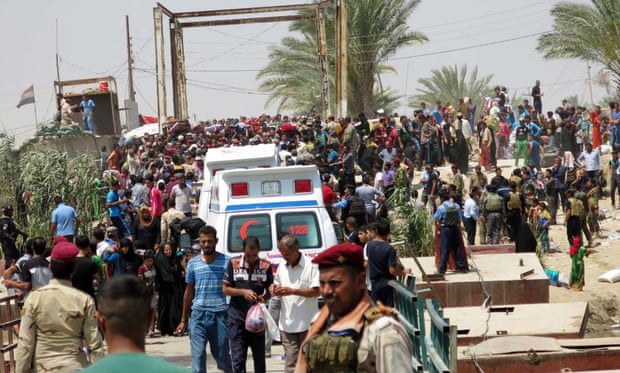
[
  {"x1": 312, "y1": 243, "x2": 364, "y2": 268},
  {"x1": 51, "y1": 241, "x2": 79, "y2": 263}
]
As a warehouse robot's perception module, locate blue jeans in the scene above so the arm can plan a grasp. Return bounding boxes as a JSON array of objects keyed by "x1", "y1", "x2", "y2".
[
  {"x1": 190, "y1": 308, "x2": 232, "y2": 373},
  {"x1": 83, "y1": 114, "x2": 93, "y2": 131}
]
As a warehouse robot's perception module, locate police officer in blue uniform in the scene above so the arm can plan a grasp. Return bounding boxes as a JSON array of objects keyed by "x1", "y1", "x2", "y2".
[{"x1": 434, "y1": 190, "x2": 467, "y2": 274}]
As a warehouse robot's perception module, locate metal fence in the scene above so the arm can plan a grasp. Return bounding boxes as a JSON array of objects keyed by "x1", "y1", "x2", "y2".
[{"x1": 389, "y1": 277, "x2": 457, "y2": 372}]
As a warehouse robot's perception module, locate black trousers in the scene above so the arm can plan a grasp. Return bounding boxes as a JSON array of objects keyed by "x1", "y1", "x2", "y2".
[
  {"x1": 228, "y1": 321, "x2": 266, "y2": 373},
  {"x1": 464, "y1": 217, "x2": 477, "y2": 245},
  {"x1": 371, "y1": 285, "x2": 395, "y2": 308}
]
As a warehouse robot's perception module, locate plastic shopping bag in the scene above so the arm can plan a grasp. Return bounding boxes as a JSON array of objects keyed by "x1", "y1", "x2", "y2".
[
  {"x1": 260, "y1": 303, "x2": 280, "y2": 342},
  {"x1": 245, "y1": 303, "x2": 266, "y2": 333}
]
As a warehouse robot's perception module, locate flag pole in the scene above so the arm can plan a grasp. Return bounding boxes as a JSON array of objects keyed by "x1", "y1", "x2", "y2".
[{"x1": 32, "y1": 86, "x2": 39, "y2": 130}]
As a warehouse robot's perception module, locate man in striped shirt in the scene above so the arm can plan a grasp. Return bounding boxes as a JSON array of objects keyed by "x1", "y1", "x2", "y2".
[{"x1": 177, "y1": 225, "x2": 232, "y2": 373}]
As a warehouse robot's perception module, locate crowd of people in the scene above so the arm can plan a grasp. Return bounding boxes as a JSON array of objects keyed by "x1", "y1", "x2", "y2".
[{"x1": 4, "y1": 79, "x2": 620, "y2": 371}]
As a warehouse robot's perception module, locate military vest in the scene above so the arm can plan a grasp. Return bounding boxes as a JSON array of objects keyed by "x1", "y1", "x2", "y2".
[
  {"x1": 304, "y1": 305, "x2": 399, "y2": 372},
  {"x1": 569, "y1": 197, "x2": 585, "y2": 219},
  {"x1": 444, "y1": 204, "x2": 460, "y2": 226},
  {"x1": 485, "y1": 193, "x2": 502, "y2": 213},
  {"x1": 506, "y1": 192, "x2": 521, "y2": 210}
]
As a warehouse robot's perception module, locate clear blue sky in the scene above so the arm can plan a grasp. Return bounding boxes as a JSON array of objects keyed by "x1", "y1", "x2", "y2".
[{"x1": 0, "y1": 0, "x2": 604, "y2": 145}]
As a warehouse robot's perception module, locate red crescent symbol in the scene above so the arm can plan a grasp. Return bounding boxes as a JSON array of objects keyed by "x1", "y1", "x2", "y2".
[{"x1": 240, "y1": 219, "x2": 260, "y2": 240}]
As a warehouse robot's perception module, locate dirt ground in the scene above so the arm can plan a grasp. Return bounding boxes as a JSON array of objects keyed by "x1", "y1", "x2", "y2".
[
  {"x1": 543, "y1": 200, "x2": 620, "y2": 337},
  {"x1": 488, "y1": 155, "x2": 620, "y2": 338}
]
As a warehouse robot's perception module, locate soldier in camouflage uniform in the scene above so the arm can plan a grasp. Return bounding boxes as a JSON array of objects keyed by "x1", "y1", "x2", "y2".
[
  {"x1": 483, "y1": 184, "x2": 505, "y2": 244},
  {"x1": 295, "y1": 243, "x2": 412, "y2": 373},
  {"x1": 16, "y1": 241, "x2": 103, "y2": 372}
]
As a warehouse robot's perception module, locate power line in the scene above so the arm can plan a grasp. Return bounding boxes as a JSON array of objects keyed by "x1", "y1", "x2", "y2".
[
  {"x1": 414, "y1": 0, "x2": 549, "y2": 31},
  {"x1": 134, "y1": 84, "x2": 157, "y2": 113},
  {"x1": 387, "y1": 31, "x2": 548, "y2": 62},
  {"x1": 186, "y1": 23, "x2": 279, "y2": 68},
  {"x1": 186, "y1": 79, "x2": 270, "y2": 96}
]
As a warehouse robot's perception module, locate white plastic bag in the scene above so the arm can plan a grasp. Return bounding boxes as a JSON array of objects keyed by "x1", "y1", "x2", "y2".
[
  {"x1": 245, "y1": 303, "x2": 266, "y2": 333},
  {"x1": 260, "y1": 303, "x2": 280, "y2": 342}
]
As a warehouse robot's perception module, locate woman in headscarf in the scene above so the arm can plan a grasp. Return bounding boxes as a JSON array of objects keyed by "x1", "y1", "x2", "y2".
[
  {"x1": 154, "y1": 241, "x2": 184, "y2": 336},
  {"x1": 131, "y1": 205, "x2": 160, "y2": 251},
  {"x1": 118, "y1": 238, "x2": 143, "y2": 276}
]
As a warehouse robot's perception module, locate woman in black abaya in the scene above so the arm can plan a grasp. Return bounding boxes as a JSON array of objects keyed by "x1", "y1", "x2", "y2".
[
  {"x1": 454, "y1": 129, "x2": 469, "y2": 175},
  {"x1": 155, "y1": 241, "x2": 185, "y2": 336}
]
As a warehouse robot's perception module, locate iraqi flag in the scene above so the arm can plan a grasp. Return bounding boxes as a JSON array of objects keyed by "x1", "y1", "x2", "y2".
[{"x1": 16, "y1": 85, "x2": 35, "y2": 108}]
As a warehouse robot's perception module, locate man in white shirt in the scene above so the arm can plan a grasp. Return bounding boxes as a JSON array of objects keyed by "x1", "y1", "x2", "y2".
[
  {"x1": 577, "y1": 142, "x2": 601, "y2": 180},
  {"x1": 463, "y1": 186, "x2": 481, "y2": 245},
  {"x1": 271, "y1": 234, "x2": 320, "y2": 373},
  {"x1": 171, "y1": 173, "x2": 192, "y2": 217}
]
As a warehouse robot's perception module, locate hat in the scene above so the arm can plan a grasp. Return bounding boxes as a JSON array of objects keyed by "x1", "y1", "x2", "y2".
[
  {"x1": 312, "y1": 243, "x2": 364, "y2": 268},
  {"x1": 451, "y1": 163, "x2": 458, "y2": 168},
  {"x1": 51, "y1": 241, "x2": 79, "y2": 263}
]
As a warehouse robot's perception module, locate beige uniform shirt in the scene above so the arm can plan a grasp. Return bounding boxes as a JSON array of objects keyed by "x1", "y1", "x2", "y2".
[
  {"x1": 160, "y1": 208, "x2": 186, "y2": 243},
  {"x1": 357, "y1": 315, "x2": 414, "y2": 372},
  {"x1": 16, "y1": 279, "x2": 103, "y2": 373}
]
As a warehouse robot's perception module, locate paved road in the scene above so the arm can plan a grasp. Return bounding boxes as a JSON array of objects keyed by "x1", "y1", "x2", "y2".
[{"x1": 146, "y1": 335, "x2": 286, "y2": 372}]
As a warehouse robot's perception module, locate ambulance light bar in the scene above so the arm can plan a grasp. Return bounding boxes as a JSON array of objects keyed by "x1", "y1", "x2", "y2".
[
  {"x1": 262, "y1": 181, "x2": 280, "y2": 195},
  {"x1": 294, "y1": 179, "x2": 312, "y2": 193},
  {"x1": 231, "y1": 183, "x2": 248, "y2": 197}
]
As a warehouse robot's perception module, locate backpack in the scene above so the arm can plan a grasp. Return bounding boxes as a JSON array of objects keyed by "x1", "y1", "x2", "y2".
[
  {"x1": 348, "y1": 195, "x2": 366, "y2": 216},
  {"x1": 485, "y1": 193, "x2": 502, "y2": 212}
]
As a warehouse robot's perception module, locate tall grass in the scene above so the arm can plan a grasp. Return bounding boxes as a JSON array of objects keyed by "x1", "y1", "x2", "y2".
[
  {"x1": 387, "y1": 185, "x2": 434, "y2": 257},
  {"x1": 0, "y1": 134, "x2": 99, "y2": 243}
]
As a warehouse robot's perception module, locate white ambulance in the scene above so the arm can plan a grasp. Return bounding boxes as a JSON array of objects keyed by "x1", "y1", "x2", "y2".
[
  {"x1": 197, "y1": 143, "x2": 279, "y2": 220},
  {"x1": 204, "y1": 165, "x2": 338, "y2": 268}
]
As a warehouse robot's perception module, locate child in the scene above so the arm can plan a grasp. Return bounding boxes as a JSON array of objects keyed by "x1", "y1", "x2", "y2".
[
  {"x1": 138, "y1": 249, "x2": 159, "y2": 337},
  {"x1": 537, "y1": 201, "x2": 551, "y2": 254},
  {"x1": 569, "y1": 237, "x2": 589, "y2": 291}
]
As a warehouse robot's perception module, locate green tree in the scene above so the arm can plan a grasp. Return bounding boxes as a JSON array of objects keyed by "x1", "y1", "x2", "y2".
[
  {"x1": 257, "y1": 0, "x2": 427, "y2": 115},
  {"x1": 537, "y1": 0, "x2": 620, "y2": 93},
  {"x1": 410, "y1": 64, "x2": 494, "y2": 110}
]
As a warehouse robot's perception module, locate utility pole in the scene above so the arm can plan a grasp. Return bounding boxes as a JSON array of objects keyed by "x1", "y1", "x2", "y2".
[
  {"x1": 126, "y1": 15, "x2": 135, "y2": 102},
  {"x1": 153, "y1": 6, "x2": 167, "y2": 133},
  {"x1": 316, "y1": 8, "x2": 329, "y2": 119},
  {"x1": 335, "y1": 0, "x2": 347, "y2": 117},
  {"x1": 55, "y1": 19, "x2": 61, "y2": 95}
]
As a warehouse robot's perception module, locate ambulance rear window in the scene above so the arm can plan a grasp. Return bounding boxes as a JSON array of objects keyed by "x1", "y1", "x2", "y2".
[
  {"x1": 276, "y1": 212, "x2": 322, "y2": 249},
  {"x1": 228, "y1": 214, "x2": 272, "y2": 253}
]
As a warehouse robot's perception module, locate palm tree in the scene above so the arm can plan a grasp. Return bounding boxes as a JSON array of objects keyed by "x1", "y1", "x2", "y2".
[
  {"x1": 411, "y1": 65, "x2": 494, "y2": 110},
  {"x1": 537, "y1": 0, "x2": 620, "y2": 93},
  {"x1": 257, "y1": 0, "x2": 427, "y2": 116}
]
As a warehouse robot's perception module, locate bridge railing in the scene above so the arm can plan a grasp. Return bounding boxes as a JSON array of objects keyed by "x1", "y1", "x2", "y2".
[{"x1": 389, "y1": 276, "x2": 457, "y2": 372}]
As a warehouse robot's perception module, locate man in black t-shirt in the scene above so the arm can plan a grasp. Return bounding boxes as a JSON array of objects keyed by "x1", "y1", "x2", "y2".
[
  {"x1": 366, "y1": 221, "x2": 409, "y2": 307},
  {"x1": 19, "y1": 237, "x2": 51, "y2": 292},
  {"x1": 223, "y1": 236, "x2": 273, "y2": 373},
  {"x1": 72, "y1": 235, "x2": 99, "y2": 301}
]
